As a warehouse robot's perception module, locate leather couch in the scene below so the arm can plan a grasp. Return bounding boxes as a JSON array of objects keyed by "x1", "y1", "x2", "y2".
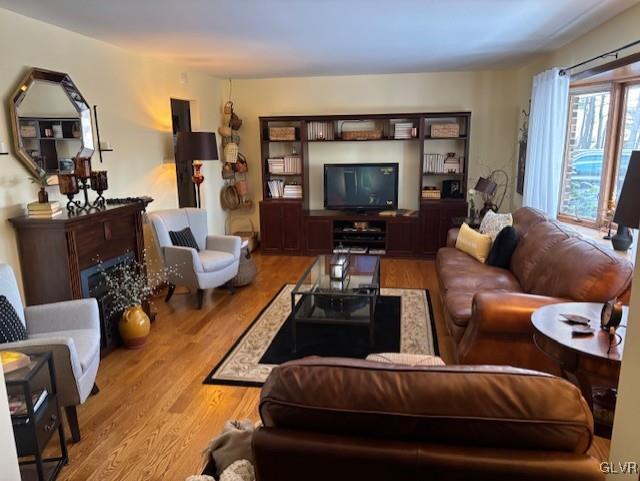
[
  {"x1": 436, "y1": 207, "x2": 633, "y2": 372},
  {"x1": 253, "y1": 357, "x2": 604, "y2": 481}
]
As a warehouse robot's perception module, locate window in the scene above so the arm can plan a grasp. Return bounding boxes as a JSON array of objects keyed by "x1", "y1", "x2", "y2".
[{"x1": 559, "y1": 80, "x2": 640, "y2": 227}]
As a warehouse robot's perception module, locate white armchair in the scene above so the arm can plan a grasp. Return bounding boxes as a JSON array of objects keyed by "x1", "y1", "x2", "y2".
[
  {"x1": 0, "y1": 263, "x2": 100, "y2": 442},
  {"x1": 149, "y1": 208, "x2": 241, "y2": 309}
]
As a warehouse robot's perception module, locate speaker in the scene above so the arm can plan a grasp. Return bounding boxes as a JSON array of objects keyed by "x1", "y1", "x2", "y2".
[{"x1": 442, "y1": 179, "x2": 463, "y2": 199}]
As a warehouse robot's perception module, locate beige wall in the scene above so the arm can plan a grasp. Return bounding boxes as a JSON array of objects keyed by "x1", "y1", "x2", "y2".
[
  {"x1": 0, "y1": 8, "x2": 225, "y2": 289},
  {"x1": 226, "y1": 70, "x2": 519, "y2": 229}
]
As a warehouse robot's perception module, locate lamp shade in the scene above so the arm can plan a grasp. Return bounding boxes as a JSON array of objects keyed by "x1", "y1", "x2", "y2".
[
  {"x1": 474, "y1": 176, "x2": 497, "y2": 195},
  {"x1": 613, "y1": 150, "x2": 640, "y2": 228},
  {"x1": 176, "y1": 132, "x2": 218, "y2": 162}
]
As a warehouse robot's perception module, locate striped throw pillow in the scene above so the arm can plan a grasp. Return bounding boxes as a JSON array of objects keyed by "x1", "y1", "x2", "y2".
[
  {"x1": 0, "y1": 295, "x2": 27, "y2": 344},
  {"x1": 169, "y1": 227, "x2": 200, "y2": 251}
]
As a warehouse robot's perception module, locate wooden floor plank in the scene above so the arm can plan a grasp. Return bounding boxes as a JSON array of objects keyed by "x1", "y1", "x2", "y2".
[{"x1": 49, "y1": 253, "x2": 607, "y2": 481}]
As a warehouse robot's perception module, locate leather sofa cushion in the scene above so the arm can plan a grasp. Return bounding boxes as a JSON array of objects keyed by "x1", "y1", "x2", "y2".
[
  {"x1": 437, "y1": 248, "x2": 522, "y2": 293},
  {"x1": 260, "y1": 358, "x2": 594, "y2": 453},
  {"x1": 510, "y1": 221, "x2": 570, "y2": 291},
  {"x1": 526, "y1": 236, "x2": 633, "y2": 301},
  {"x1": 512, "y1": 207, "x2": 548, "y2": 237}
]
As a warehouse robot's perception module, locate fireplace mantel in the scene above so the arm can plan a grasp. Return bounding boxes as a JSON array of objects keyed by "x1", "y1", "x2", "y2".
[{"x1": 10, "y1": 201, "x2": 151, "y2": 352}]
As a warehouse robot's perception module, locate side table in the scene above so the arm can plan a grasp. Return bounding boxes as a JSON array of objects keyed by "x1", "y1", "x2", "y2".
[
  {"x1": 4, "y1": 351, "x2": 67, "y2": 481},
  {"x1": 531, "y1": 302, "x2": 628, "y2": 438}
]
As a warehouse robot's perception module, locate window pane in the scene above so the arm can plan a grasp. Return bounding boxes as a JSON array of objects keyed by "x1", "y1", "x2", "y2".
[
  {"x1": 615, "y1": 84, "x2": 640, "y2": 200},
  {"x1": 560, "y1": 90, "x2": 611, "y2": 221}
]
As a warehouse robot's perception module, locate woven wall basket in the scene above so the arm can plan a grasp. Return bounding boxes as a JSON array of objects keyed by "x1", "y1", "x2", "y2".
[
  {"x1": 224, "y1": 142, "x2": 239, "y2": 163},
  {"x1": 220, "y1": 185, "x2": 240, "y2": 210}
]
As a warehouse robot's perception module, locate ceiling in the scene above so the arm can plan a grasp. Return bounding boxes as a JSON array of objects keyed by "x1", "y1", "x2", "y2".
[{"x1": 1, "y1": 0, "x2": 638, "y2": 78}]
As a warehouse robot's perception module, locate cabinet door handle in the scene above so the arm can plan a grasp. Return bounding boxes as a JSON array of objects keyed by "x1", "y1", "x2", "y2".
[{"x1": 43, "y1": 414, "x2": 57, "y2": 432}]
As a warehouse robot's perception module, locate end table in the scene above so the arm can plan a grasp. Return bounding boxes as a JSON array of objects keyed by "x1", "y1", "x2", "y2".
[
  {"x1": 4, "y1": 351, "x2": 68, "y2": 481},
  {"x1": 531, "y1": 302, "x2": 628, "y2": 438}
]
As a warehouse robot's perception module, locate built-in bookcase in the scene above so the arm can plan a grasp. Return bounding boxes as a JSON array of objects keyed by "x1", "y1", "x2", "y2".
[{"x1": 258, "y1": 112, "x2": 471, "y2": 257}]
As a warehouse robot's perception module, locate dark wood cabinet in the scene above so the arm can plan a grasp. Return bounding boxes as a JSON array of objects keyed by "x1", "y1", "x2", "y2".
[
  {"x1": 420, "y1": 200, "x2": 467, "y2": 256},
  {"x1": 259, "y1": 201, "x2": 303, "y2": 255},
  {"x1": 386, "y1": 219, "x2": 417, "y2": 257},
  {"x1": 305, "y1": 218, "x2": 333, "y2": 254}
]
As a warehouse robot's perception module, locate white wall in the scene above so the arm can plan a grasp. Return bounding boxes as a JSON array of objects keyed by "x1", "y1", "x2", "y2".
[
  {"x1": 0, "y1": 8, "x2": 225, "y2": 288},
  {"x1": 225, "y1": 70, "x2": 519, "y2": 228},
  {"x1": 0, "y1": 368, "x2": 20, "y2": 481}
]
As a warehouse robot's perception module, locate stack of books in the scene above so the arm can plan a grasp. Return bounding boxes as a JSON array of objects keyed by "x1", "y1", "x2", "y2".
[
  {"x1": 283, "y1": 185, "x2": 303, "y2": 199},
  {"x1": 27, "y1": 201, "x2": 62, "y2": 218},
  {"x1": 267, "y1": 179, "x2": 284, "y2": 198},
  {"x1": 9, "y1": 389, "x2": 48, "y2": 417},
  {"x1": 267, "y1": 158, "x2": 285, "y2": 174},
  {"x1": 283, "y1": 156, "x2": 302, "y2": 174},
  {"x1": 394, "y1": 122, "x2": 414, "y2": 139},
  {"x1": 307, "y1": 121, "x2": 335, "y2": 140},
  {"x1": 423, "y1": 153, "x2": 446, "y2": 173}
]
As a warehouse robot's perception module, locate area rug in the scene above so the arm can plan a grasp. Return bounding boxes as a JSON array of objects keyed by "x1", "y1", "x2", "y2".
[{"x1": 204, "y1": 284, "x2": 438, "y2": 387}]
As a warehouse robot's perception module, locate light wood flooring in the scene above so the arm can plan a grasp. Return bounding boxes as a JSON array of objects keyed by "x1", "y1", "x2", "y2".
[{"x1": 46, "y1": 253, "x2": 606, "y2": 481}]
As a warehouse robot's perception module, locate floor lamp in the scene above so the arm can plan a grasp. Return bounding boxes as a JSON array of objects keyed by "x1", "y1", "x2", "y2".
[{"x1": 176, "y1": 132, "x2": 219, "y2": 208}]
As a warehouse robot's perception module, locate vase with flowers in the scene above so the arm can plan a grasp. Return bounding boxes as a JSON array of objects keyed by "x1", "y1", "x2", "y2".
[
  {"x1": 29, "y1": 171, "x2": 51, "y2": 203},
  {"x1": 98, "y1": 254, "x2": 180, "y2": 349}
]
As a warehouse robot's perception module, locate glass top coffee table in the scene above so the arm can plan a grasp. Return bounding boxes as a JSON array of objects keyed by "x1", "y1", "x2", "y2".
[{"x1": 291, "y1": 255, "x2": 380, "y2": 352}]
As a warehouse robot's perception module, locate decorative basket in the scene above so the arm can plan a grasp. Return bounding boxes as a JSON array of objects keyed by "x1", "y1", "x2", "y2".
[
  {"x1": 231, "y1": 217, "x2": 259, "y2": 253},
  {"x1": 224, "y1": 142, "x2": 239, "y2": 163},
  {"x1": 269, "y1": 127, "x2": 296, "y2": 141},
  {"x1": 430, "y1": 123, "x2": 460, "y2": 138},
  {"x1": 234, "y1": 153, "x2": 248, "y2": 173},
  {"x1": 220, "y1": 185, "x2": 240, "y2": 210},
  {"x1": 421, "y1": 188, "x2": 441, "y2": 199},
  {"x1": 341, "y1": 130, "x2": 383, "y2": 140},
  {"x1": 230, "y1": 244, "x2": 257, "y2": 287}
]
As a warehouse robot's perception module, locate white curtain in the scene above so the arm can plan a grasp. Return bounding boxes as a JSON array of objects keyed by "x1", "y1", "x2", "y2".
[{"x1": 523, "y1": 67, "x2": 570, "y2": 218}]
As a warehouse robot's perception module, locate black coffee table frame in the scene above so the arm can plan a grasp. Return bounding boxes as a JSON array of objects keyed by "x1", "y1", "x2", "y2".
[{"x1": 291, "y1": 255, "x2": 380, "y2": 352}]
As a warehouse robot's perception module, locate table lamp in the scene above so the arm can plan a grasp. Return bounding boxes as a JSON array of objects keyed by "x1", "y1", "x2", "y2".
[
  {"x1": 611, "y1": 150, "x2": 639, "y2": 251},
  {"x1": 473, "y1": 176, "x2": 498, "y2": 218},
  {"x1": 176, "y1": 132, "x2": 219, "y2": 208}
]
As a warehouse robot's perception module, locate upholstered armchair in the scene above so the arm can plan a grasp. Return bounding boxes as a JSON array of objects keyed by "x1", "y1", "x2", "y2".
[
  {"x1": 149, "y1": 208, "x2": 241, "y2": 309},
  {"x1": 0, "y1": 263, "x2": 100, "y2": 442}
]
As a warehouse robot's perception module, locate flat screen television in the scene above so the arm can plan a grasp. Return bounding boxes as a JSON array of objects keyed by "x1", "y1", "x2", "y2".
[{"x1": 324, "y1": 163, "x2": 399, "y2": 211}]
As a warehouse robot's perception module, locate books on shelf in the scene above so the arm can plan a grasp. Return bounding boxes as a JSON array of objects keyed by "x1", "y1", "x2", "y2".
[
  {"x1": 283, "y1": 184, "x2": 303, "y2": 199},
  {"x1": 393, "y1": 122, "x2": 415, "y2": 139},
  {"x1": 267, "y1": 180, "x2": 303, "y2": 199},
  {"x1": 307, "y1": 121, "x2": 335, "y2": 141},
  {"x1": 268, "y1": 156, "x2": 301, "y2": 175},
  {"x1": 9, "y1": 389, "x2": 48, "y2": 417},
  {"x1": 423, "y1": 154, "x2": 462, "y2": 174},
  {"x1": 27, "y1": 201, "x2": 62, "y2": 218}
]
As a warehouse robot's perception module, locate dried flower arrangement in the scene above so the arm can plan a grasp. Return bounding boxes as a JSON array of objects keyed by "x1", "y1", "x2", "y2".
[{"x1": 98, "y1": 251, "x2": 181, "y2": 317}]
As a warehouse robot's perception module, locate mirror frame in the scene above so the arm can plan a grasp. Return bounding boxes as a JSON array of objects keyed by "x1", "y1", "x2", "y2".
[{"x1": 8, "y1": 67, "x2": 94, "y2": 177}]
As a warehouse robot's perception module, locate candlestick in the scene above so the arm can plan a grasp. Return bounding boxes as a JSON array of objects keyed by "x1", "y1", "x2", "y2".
[{"x1": 74, "y1": 157, "x2": 92, "y2": 178}]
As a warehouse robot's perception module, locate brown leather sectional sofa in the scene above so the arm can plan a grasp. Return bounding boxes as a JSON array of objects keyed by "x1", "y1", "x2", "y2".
[
  {"x1": 253, "y1": 357, "x2": 604, "y2": 480},
  {"x1": 436, "y1": 207, "x2": 633, "y2": 372}
]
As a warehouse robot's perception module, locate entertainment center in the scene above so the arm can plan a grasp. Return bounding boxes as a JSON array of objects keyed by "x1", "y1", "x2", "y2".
[{"x1": 259, "y1": 112, "x2": 470, "y2": 258}]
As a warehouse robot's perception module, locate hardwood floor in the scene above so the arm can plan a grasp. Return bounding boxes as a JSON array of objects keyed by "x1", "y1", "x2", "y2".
[{"x1": 48, "y1": 253, "x2": 607, "y2": 481}]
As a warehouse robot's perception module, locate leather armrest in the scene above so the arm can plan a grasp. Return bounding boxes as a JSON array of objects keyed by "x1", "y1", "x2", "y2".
[
  {"x1": 446, "y1": 228, "x2": 460, "y2": 247},
  {"x1": 471, "y1": 292, "x2": 567, "y2": 336}
]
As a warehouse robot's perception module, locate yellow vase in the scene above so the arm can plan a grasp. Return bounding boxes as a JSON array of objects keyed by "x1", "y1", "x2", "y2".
[{"x1": 119, "y1": 305, "x2": 150, "y2": 349}]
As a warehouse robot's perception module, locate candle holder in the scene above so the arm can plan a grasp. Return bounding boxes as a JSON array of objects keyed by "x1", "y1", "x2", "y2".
[{"x1": 58, "y1": 160, "x2": 109, "y2": 213}]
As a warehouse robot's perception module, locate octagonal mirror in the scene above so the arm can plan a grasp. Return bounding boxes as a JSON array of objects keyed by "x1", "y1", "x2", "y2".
[{"x1": 9, "y1": 68, "x2": 94, "y2": 177}]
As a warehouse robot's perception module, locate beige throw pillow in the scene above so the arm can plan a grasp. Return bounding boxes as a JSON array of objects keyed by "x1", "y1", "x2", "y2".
[
  {"x1": 479, "y1": 210, "x2": 513, "y2": 241},
  {"x1": 455, "y1": 223, "x2": 493, "y2": 263}
]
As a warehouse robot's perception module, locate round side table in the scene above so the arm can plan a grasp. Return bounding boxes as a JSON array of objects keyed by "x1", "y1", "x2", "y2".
[{"x1": 532, "y1": 302, "x2": 628, "y2": 438}]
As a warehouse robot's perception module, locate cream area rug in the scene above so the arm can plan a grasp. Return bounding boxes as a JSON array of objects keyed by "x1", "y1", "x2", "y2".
[{"x1": 205, "y1": 284, "x2": 438, "y2": 387}]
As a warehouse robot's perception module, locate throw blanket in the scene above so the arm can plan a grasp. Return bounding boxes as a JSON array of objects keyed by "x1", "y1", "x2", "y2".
[
  {"x1": 203, "y1": 420, "x2": 255, "y2": 474},
  {"x1": 187, "y1": 460, "x2": 254, "y2": 481}
]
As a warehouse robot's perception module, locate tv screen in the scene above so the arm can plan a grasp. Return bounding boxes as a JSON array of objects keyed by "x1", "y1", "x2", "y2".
[{"x1": 324, "y1": 163, "x2": 398, "y2": 211}]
